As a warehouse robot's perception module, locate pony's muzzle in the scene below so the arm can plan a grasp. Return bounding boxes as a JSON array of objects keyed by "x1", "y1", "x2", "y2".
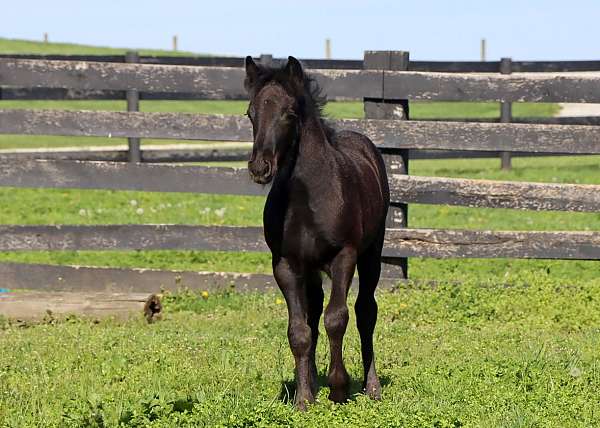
[{"x1": 248, "y1": 158, "x2": 273, "y2": 184}]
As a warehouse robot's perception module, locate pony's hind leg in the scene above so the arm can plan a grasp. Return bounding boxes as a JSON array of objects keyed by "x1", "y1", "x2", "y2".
[
  {"x1": 324, "y1": 246, "x2": 357, "y2": 403},
  {"x1": 355, "y1": 235, "x2": 384, "y2": 400},
  {"x1": 306, "y1": 270, "x2": 324, "y2": 396}
]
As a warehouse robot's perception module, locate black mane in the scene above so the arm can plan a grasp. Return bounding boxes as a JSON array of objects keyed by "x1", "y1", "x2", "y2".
[{"x1": 246, "y1": 62, "x2": 336, "y2": 142}]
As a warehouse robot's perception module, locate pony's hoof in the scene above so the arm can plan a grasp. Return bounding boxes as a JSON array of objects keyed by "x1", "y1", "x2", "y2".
[
  {"x1": 364, "y1": 381, "x2": 382, "y2": 400},
  {"x1": 294, "y1": 395, "x2": 314, "y2": 411},
  {"x1": 328, "y1": 387, "x2": 348, "y2": 404}
]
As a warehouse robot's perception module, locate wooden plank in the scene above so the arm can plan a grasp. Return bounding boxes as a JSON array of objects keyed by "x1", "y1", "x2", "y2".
[
  {"x1": 2, "y1": 109, "x2": 600, "y2": 154},
  {"x1": 0, "y1": 145, "x2": 578, "y2": 164},
  {"x1": 383, "y1": 70, "x2": 600, "y2": 102},
  {"x1": 0, "y1": 87, "x2": 127, "y2": 100},
  {"x1": 337, "y1": 119, "x2": 600, "y2": 154},
  {"x1": 0, "y1": 225, "x2": 597, "y2": 261},
  {"x1": 0, "y1": 59, "x2": 382, "y2": 100},
  {"x1": 512, "y1": 61, "x2": 600, "y2": 73},
  {"x1": 0, "y1": 54, "x2": 363, "y2": 69},
  {"x1": 0, "y1": 225, "x2": 267, "y2": 252},
  {"x1": 0, "y1": 290, "x2": 151, "y2": 320},
  {"x1": 0, "y1": 262, "x2": 399, "y2": 296},
  {"x1": 0, "y1": 109, "x2": 253, "y2": 141},
  {"x1": 389, "y1": 175, "x2": 600, "y2": 212},
  {"x1": 1, "y1": 159, "x2": 598, "y2": 213},
  {"x1": 1, "y1": 158, "x2": 598, "y2": 213},
  {"x1": 0, "y1": 143, "x2": 252, "y2": 163},
  {"x1": 0, "y1": 159, "x2": 265, "y2": 195},
  {"x1": 384, "y1": 228, "x2": 600, "y2": 260},
  {"x1": 411, "y1": 60, "x2": 600, "y2": 73},
  {"x1": 0, "y1": 262, "x2": 276, "y2": 293},
  {"x1": 4, "y1": 55, "x2": 600, "y2": 73},
  {"x1": 417, "y1": 116, "x2": 600, "y2": 126}
]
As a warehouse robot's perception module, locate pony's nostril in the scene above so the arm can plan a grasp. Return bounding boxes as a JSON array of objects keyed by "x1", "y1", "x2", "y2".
[{"x1": 263, "y1": 161, "x2": 272, "y2": 177}]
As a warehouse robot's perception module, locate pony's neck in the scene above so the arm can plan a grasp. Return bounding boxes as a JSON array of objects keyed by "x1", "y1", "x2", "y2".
[
  {"x1": 271, "y1": 114, "x2": 330, "y2": 192},
  {"x1": 298, "y1": 115, "x2": 330, "y2": 158}
]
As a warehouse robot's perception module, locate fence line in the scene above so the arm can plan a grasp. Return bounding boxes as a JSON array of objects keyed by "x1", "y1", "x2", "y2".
[
  {"x1": 0, "y1": 159, "x2": 598, "y2": 212},
  {"x1": 3, "y1": 53, "x2": 600, "y2": 72},
  {"x1": 2, "y1": 110, "x2": 600, "y2": 154},
  {"x1": 3, "y1": 58, "x2": 600, "y2": 102},
  {"x1": 0, "y1": 51, "x2": 598, "y2": 289},
  {"x1": 0, "y1": 224, "x2": 598, "y2": 260}
]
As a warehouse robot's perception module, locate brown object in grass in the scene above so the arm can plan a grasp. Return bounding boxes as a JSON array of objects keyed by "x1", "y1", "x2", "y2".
[{"x1": 143, "y1": 294, "x2": 162, "y2": 323}]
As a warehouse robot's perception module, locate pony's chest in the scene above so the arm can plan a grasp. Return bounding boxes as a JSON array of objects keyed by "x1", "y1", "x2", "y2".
[
  {"x1": 264, "y1": 199, "x2": 336, "y2": 262},
  {"x1": 280, "y1": 214, "x2": 333, "y2": 262}
]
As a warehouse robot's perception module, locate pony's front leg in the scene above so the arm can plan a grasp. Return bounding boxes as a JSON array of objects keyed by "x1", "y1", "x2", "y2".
[
  {"x1": 273, "y1": 257, "x2": 314, "y2": 410},
  {"x1": 325, "y1": 246, "x2": 357, "y2": 403}
]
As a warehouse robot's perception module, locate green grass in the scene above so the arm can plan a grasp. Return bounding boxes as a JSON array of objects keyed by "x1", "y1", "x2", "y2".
[
  {"x1": 2, "y1": 278, "x2": 600, "y2": 426},
  {"x1": 0, "y1": 37, "x2": 203, "y2": 56}
]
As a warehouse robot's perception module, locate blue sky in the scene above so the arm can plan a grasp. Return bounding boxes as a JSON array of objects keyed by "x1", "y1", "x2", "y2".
[{"x1": 2, "y1": 0, "x2": 599, "y2": 60}]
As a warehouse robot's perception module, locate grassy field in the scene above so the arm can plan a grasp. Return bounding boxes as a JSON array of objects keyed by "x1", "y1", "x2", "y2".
[
  {"x1": 1, "y1": 38, "x2": 598, "y2": 426},
  {"x1": 2, "y1": 279, "x2": 600, "y2": 426}
]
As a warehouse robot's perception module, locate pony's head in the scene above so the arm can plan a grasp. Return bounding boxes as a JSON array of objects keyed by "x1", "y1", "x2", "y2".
[{"x1": 244, "y1": 56, "x2": 314, "y2": 184}]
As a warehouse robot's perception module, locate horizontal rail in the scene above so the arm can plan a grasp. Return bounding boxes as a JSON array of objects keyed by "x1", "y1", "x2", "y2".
[
  {"x1": 418, "y1": 116, "x2": 600, "y2": 126},
  {"x1": 2, "y1": 109, "x2": 600, "y2": 154},
  {"x1": 0, "y1": 224, "x2": 267, "y2": 251},
  {"x1": 0, "y1": 262, "x2": 277, "y2": 293},
  {"x1": 382, "y1": 70, "x2": 600, "y2": 102},
  {"x1": 1, "y1": 159, "x2": 598, "y2": 212},
  {"x1": 0, "y1": 159, "x2": 266, "y2": 195},
  {"x1": 0, "y1": 109, "x2": 254, "y2": 141},
  {"x1": 3, "y1": 59, "x2": 600, "y2": 102},
  {"x1": 383, "y1": 228, "x2": 600, "y2": 260},
  {"x1": 3, "y1": 54, "x2": 600, "y2": 72},
  {"x1": 389, "y1": 175, "x2": 600, "y2": 212},
  {"x1": 0, "y1": 145, "x2": 582, "y2": 163},
  {"x1": 0, "y1": 144, "x2": 253, "y2": 163},
  {"x1": 0, "y1": 225, "x2": 597, "y2": 260},
  {"x1": 0, "y1": 59, "x2": 381, "y2": 100},
  {"x1": 0, "y1": 262, "x2": 399, "y2": 293}
]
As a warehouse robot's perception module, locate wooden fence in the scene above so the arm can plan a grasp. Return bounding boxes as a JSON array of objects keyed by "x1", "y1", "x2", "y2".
[
  {"x1": 1, "y1": 52, "x2": 600, "y2": 165},
  {"x1": 0, "y1": 50, "x2": 599, "y2": 291}
]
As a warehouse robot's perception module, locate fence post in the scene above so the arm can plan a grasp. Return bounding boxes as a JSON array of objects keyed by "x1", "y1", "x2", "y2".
[
  {"x1": 259, "y1": 54, "x2": 273, "y2": 67},
  {"x1": 363, "y1": 50, "x2": 409, "y2": 280},
  {"x1": 125, "y1": 51, "x2": 141, "y2": 163},
  {"x1": 500, "y1": 57, "x2": 512, "y2": 170}
]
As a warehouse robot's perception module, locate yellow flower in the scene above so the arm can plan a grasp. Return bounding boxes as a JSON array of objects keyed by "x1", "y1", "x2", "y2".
[
  {"x1": 201, "y1": 291, "x2": 209, "y2": 300},
  {"x1": 275, "y1": 298, "x2": 284, "y2": 305}
]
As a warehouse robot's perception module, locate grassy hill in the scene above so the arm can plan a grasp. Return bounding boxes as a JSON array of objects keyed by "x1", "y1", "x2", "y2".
[{"x1": 0, "y1": 37, "x2": 205, "y2": 56}]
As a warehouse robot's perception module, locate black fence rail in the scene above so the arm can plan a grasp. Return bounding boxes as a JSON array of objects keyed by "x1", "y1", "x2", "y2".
[
  {"x1": 0, "y1": 50, "x2": 598, "y2": 291},
  {"x1": 3, "y1": 53, "x2": 600, "y2": 72}
]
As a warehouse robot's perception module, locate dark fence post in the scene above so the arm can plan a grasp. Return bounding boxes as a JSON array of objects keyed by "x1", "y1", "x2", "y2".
[
  {"x1": 364, "y1": 50, "x2": 409, "y2": 279},
  {"x1": 500, "y1": 57, "x2": 512, "y2": 170},
  {"x1": 126, "y1": 51, "x2": 141, "y2": 163}
]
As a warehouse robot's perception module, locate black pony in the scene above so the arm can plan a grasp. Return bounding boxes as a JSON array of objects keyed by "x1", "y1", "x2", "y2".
[{"x1": 244, "y1": 56, "x2": 390, "y2": 409}]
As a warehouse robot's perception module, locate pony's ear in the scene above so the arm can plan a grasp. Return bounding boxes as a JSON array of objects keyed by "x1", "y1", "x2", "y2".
[
  {"x1": 244, "y1": 56, "x2": 260, "y2": 92},
  {"x1": 285, "y1": 56, "x2": 304, "y2": 90}
]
